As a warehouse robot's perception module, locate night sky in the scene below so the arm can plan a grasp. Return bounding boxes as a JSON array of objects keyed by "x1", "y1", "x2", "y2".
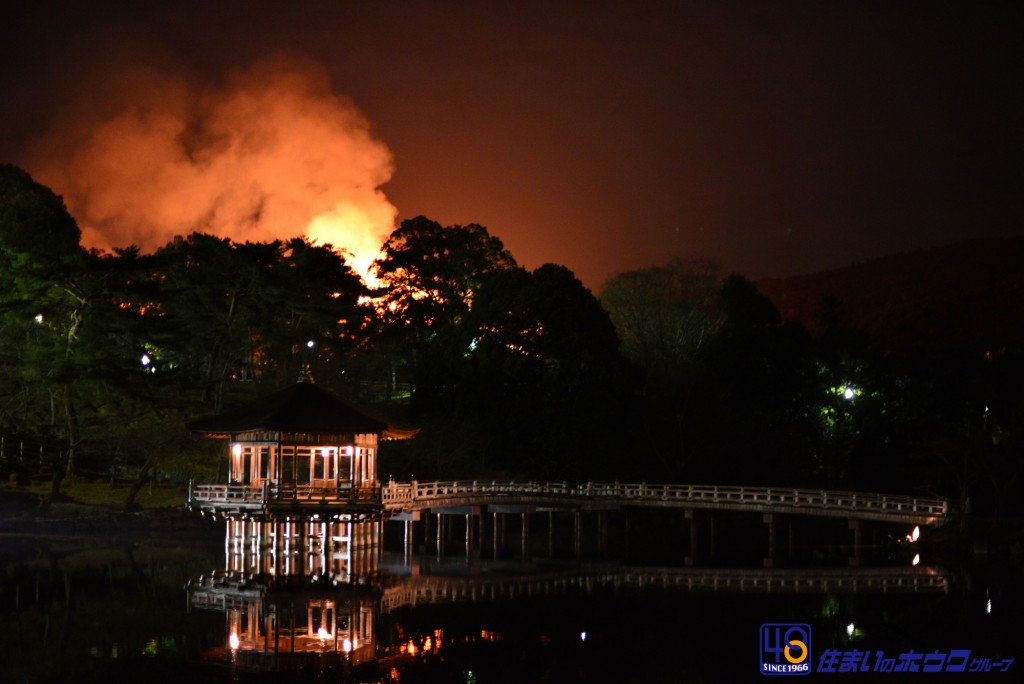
[{"x1": 2, "y1": 1, "x2": 1020, "y2": 291}]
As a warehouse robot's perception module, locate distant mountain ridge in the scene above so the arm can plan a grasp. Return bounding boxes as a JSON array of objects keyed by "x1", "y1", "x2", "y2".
[{"x1": 755, "y1": 236, "x2": 1024, "y2": 353}]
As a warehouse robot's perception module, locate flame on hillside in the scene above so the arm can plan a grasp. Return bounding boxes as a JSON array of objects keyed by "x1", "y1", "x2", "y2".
[{"x1": 26, "y1": 54, "x2": 395, "y2": 283}]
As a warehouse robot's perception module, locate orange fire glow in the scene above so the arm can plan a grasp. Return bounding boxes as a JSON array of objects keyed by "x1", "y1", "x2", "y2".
[{"x1": 26, "y1": 54, "x2": 396, "y2": 284}]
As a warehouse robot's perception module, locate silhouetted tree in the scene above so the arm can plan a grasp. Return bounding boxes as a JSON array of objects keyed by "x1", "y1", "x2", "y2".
[
  {"x1": 704, "y1": 275, "x2": 818, "y2": 485},
  {"x1": 0, "y1": 164, "x2": 91, "y2": 492},
  {"x1": 371, "y1": 216, "x2": 517, "y2": 402},
  {"x1": 458, "y1": 264, "x2": 633, "y2": 479},
  {"x1": 600, "y1": 260, "x2": 725, "y2": 480}
]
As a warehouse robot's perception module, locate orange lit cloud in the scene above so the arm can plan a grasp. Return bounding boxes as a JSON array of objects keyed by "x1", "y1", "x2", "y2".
[{"x1": 27, "y1": 54, "x2": 396, "y2": 280}]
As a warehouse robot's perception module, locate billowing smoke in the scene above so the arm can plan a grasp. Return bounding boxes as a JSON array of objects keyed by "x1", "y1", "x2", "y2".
[{"x1": 26, "y1": 53, "x2": 396, "y2": 280}]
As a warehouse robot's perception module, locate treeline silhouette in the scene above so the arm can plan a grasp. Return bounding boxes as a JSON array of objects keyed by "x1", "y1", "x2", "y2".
[{"x1": 2, "y1": 163, "x2": 1021, "y2": 515}]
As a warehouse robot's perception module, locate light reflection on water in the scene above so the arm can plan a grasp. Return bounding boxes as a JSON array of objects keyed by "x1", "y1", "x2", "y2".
[{"x1": 0, "y1": 513, "x2": 1019, "y2": 683}]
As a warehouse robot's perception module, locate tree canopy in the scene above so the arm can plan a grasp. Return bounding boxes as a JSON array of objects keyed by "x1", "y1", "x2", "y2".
[{"x1": 1, "y1": 165, "x2": 1020, "y2": 514}]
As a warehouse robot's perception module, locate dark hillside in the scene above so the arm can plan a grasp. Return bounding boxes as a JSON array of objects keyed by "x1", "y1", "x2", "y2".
[{"x1": 756, "y1": 236, "x2": 1024, "y2": 352}]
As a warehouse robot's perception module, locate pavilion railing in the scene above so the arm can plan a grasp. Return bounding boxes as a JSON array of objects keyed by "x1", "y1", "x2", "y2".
[{"x1": 188, "y1": 481, "x2": 381, "y2": 509}]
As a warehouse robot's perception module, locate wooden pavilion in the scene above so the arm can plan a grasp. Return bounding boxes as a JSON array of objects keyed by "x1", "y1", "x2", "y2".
[{"x1": 187, "y1": 376, "x2": 414, "y2": 519}]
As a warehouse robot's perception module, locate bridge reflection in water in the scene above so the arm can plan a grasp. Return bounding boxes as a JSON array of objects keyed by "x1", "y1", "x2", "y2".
[{"x1": 187, "y1": 518, "x2": 945, "y2": 677}]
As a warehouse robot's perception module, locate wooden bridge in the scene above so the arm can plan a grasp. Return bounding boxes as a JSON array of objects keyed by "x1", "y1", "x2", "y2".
[
  {"x1": 190, "y1": 479, "x2": 948, "y2": 527},
  {"x1": 381, "y1": 480, "x2": 949, "y2": 527}
]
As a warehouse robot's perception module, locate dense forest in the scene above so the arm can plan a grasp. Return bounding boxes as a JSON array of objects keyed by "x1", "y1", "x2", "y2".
[{"x1": 2, "y1": 163, "x2": 1021, "y2": 515}]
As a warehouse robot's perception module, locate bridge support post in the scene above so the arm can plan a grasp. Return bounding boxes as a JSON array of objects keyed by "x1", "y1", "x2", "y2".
[
  {"x1": 436, "y1": 512, "x2": 444, "y2": 558},
  {"x1": 521, "y1": 513, "x2": 530, "y2": 561},
  {"x1": 685, "y1": 509, "x2": 699, "y2": 566},
  {"x1": 597, "y1": 511, "x2": 608, "y2": 555},
  {"x1": 849, "y1": 519, "x2": 864, "y2": 567},
  {"x1": 478, "y1": 506, "x2": 487, "y2": 551},
  {"x1": 422, "y1": 509, "x2": 432, "y2": 552},
  {"x1": 490, "y1": 511, "x2": 514, "y2": 559},
  {"x1": 574, "y1": 510, "x2": 582, "y2": 557},
  {"x1": 763, "y1": 513, "x2": 777, "y2": 568},
  {"x1": 548, "y1": 511, "x2": 555, "y2": 557},
  {"x1": 491, "y1": 512, "x2": 499, "y2": 559},
  {"x1": 402, "y1": 511, "x2": 421, "y2": 559},
  {"x1": 623, "y1": 510, "x2": 631, "y2": 554}
]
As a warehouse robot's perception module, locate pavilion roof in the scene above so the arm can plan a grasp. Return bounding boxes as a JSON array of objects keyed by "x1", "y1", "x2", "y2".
[{"x1": 186, "y1": 380, "x2": 414, "y2": 438}]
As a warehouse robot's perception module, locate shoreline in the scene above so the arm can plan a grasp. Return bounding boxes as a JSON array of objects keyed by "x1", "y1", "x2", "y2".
[
  {"x1": 0, "y1": 484, "x2": 219, "y2": 541},
  {"x1": 3, "y1": 485, "x2": 1024, "y2": 563}
]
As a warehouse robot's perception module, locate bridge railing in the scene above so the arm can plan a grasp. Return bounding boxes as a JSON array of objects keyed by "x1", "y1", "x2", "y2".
[{"x1": 381, "y1": 480, "x2": 948, "y2": 520}]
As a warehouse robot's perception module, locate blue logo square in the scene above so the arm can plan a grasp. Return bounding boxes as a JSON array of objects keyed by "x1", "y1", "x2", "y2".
[{"x1": 760, "y1": 623, "x2": 812, "y2": 676}]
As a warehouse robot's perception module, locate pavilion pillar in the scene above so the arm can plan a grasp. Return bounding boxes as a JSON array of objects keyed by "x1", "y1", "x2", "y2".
[
  {"x1": 403, "y1": 519, "x2": 413, "y2": 562},
  {"x1": 298, "y1": 518, "x2": 310, "y2": 575},
  {"x1": 224, "y1": 521, "x2": 231, "y2": 567},
  {"x1": 270, "y1": 520, "x2": 280, "y2": 574}
]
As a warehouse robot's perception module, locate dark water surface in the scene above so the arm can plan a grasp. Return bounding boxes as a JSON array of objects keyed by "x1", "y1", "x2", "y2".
[{"x1": 1, "y1": 511, "x2": 1020, "y2": 683}]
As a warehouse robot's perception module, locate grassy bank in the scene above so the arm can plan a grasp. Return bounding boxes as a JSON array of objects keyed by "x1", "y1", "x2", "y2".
[
  {"x1": 0, "y1": 478, "x2": 218, "y2": 543},
  {"x1": 1, "y1": 478, "x2": 189, "y2": 520}
]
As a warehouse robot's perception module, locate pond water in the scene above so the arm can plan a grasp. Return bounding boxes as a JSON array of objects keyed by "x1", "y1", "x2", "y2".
[{"x1": 0, "y1": 510, "x2": 1019, "y2": 683}]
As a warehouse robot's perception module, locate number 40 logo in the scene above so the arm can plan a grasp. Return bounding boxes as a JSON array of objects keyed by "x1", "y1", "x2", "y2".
[{"x1": 760, "y1": 624, "x2": 812, "y2": 676}]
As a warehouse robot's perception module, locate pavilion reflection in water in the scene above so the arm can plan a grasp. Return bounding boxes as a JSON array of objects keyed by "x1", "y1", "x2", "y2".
[
  {"x1": 188, "y1": 519, "x2": 385, "y2": 673},
  {"x1": 187, "y1": 517, "x2": 950, "y2": 676},
  {"x1": 184, "y1": 377, "x2": 406, "y2": 674}
]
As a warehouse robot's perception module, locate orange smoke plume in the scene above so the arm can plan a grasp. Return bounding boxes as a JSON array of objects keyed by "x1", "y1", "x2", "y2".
[{"x1": 26, "y1": 54, "x2": 396, "y2": 281}]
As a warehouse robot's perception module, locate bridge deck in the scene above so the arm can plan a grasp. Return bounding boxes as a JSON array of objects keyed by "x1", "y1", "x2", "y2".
[
  {"x1": 188, "y1": 480, "x2": 948, "y2": 527},
  {"x1": 382, "y1": 481, "x2": 948, "y2": 527}
]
